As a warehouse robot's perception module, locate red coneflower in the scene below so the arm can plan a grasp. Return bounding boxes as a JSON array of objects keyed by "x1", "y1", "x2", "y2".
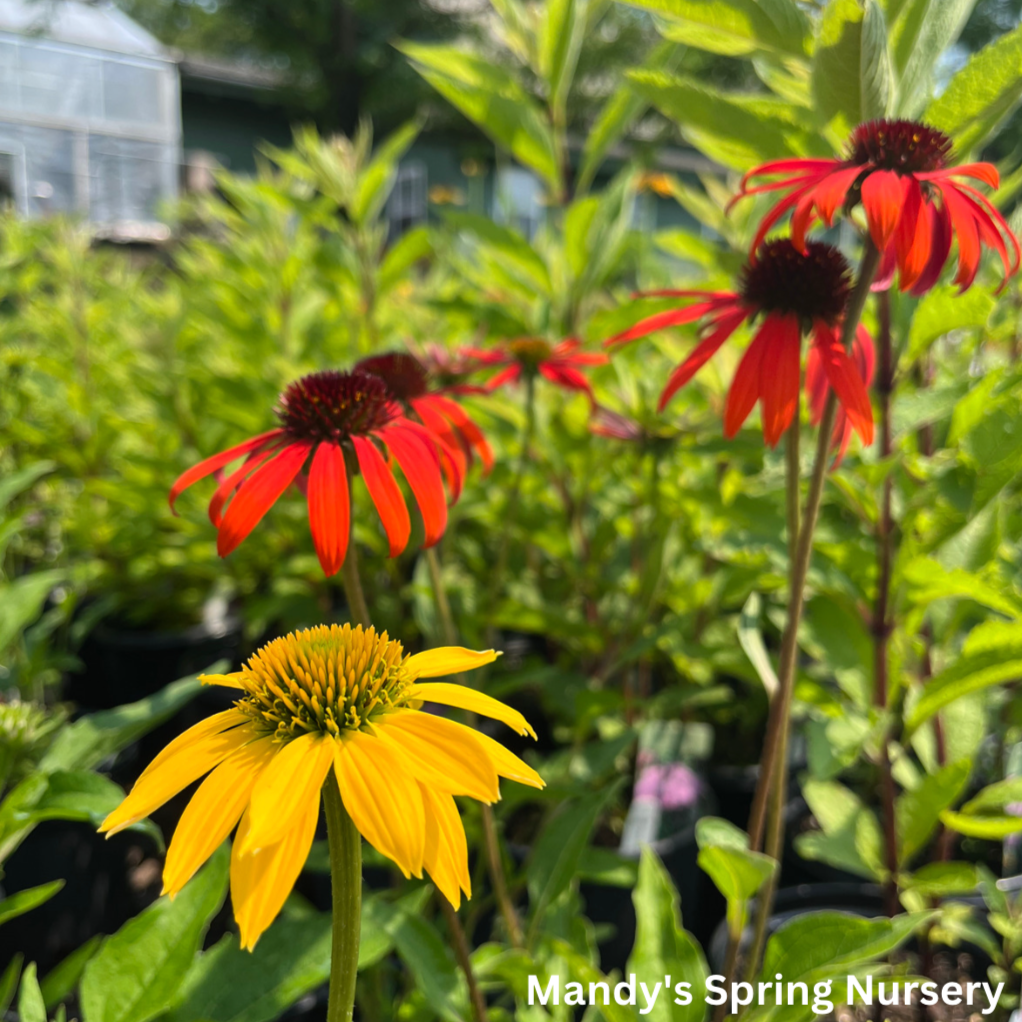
[
  {"x1": 806, "y1": 326, "x2": 876, "y2": 465},
  {"x1": 356, "y1": 351, "x2": 494, "y2": 501},
  {"x1": 733, "y1": 119, "x2": 1020, "y2": 295},
  {"x1": 169, "y1": 370, "x2": 449, "y2": 577},
  {"x1": 467, "y1": 338, "x2": 608, "y2": 399},
  {"x1": 605, "y1": 240, "x2": 874, "y2": 448}
]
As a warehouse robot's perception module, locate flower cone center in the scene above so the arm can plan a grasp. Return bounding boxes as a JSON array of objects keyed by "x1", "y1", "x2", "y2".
[
  {"x1": 277, "y1": 370, "x2": 398, "y2": 442},
  {"x1": 849, "y1": 119, "x2": 952, "y2": 174},
  {"x1": 508, "y1": 338, "x2": 553, "y2": 367},
  {"x1": 356, "y1": 352, "x2": 430, "y2": 401},
  {"x1": 234, "y1": 624, "x2": 412, "y2": 740}
]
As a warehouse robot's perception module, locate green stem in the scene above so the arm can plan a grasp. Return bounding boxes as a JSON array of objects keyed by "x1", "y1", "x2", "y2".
[
  {"x1": 324, "y1": 771, "x2": 362, "y2": 1022},
  {"x1": 739, "y1": 240, "x2": 881, "y2": 985},
  {"x1": 425, "y1": 544, "x2": 525, "y2": 949},
  {"x1": 341, "y1": 541, "x2": 371, "y2": 629},
  {"x1": 486, "y1": 373, "x2": 537, "y2": 646}
]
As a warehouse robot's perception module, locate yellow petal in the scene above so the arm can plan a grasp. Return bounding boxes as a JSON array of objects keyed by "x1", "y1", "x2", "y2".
[
  {"x1": 404, "y1": 683, "x2": 537, "y2": 739},
  {"x1": 162, "y1": 735, "x2": 276, "y2": 896},
  {"x1": 375, "y1": 712, "x2": 499, "y2": 803},
  {"x1": 421, "y1": 784, "x2": 470, "y2": 907},
  {"x1": 241, "y1": 732, "x2": 335, "y2": 854},
  {"x1": 231, "y1": 794, "x2": 320, "y2": 951},
  {"x1": 100, "y1": 710, "x2": 255, "y2": 836},
  {"x1": 470, "y1": 730, "x2": 545, "y2": 790},
  {"x1": 199, "y1": 673, "x2": 245, "y2": 689},
  {"x1": 404, "y1": 647, "x2": 499, "y2": 680},
  {"x1": 332, "y1": 730, "x2": 425, "y2": 879}
]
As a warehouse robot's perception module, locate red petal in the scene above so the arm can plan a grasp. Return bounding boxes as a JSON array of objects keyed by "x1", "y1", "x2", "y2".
[
  {"x1": 813, "y1": 325, "x2": 874, "y2": 445},
  {"x1": 860, "y1": 170, "x2": 906, "y2": 252},
  {"x1": 379, "y1": 424, "x2": 448, "y2": 547},
  {"x1": 910, "y1": 203, "x2": 953, "y2": 295},
  {"x1": 723, "y1": 320, "x2": 771, "y2": 438},
  {"x1": 169, "y1": 429, "x2": 284, "y2": 513},
  {"x1": 658, "y1": 307, "x2": 747, "y2": 412},
  {"x1": 855, "y1": 324, "x2": 876, "y2": 385},
  {"x1": 428, "y1": 395, "x2": 494, "y2": 473},
  {"x1": 939, "y1": 183, "x2": 982, "y2": 291},
  {"x1": 790, "y1": 188, "x2": 819, "y2": 252},
  {"x1": 758, "y1": 314, "x2": 801, "y2": 447},
  {"x1": 603, "y1": 302, "x2": 725, "y2": 348},
  {"x1": 958, "y1": 181, "x2": 1022, "y2": 280},
  {"x1": 485, "y1": 365, "x2": 521, "y2": 391},
  {"x1": 812, "y1": 165, "x2": 863, "y2": 226},
  {"x1": 352, "y1": 435, "x2": 410, "y2": 557},
  {"x1": 894, "y1": 177, "x2": 930, "y2": 291},
  {"x1": 922, "y1": 163, "x2": 1000, "y2": 189},
  {"x1": 539, "y1": 361, "x2": 594, "y2": 396},
  {"x1": 804, "y1": 343, "x2": 827, "y2": 425},
  {"x1": 738, "y1": 158, "x2": 839, "y2": 190},
  {"x1": 411, "y1": 397, "x2": 467, "y2": 500},
  {"x1": 216, "y1": 441, "x2": 311, "y2": 557},
  {"x1": 872, "y1": 242, "x2": 897, "y2": 292},
  {"x1": 307, "y1": 442, "x2": 350, "y2": 577},
  {"x1": 750, "y1": 187, "x2": 810, "y2": 255},
  {"x1": 209, "y1": 447, "x2": 276, "y2": 527}
]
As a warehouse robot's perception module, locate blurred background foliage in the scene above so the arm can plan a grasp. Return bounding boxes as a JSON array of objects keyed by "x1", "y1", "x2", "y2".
[{"x1": 2, "y1": 0, "x2": 1022, "y2": 1018}]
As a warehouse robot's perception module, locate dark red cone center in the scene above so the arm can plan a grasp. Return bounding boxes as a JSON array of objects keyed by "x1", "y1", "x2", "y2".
[
  {"x1": 849, "y1": 119, "x2": 952, "y2": 174},
  {"x1": 276, "y1": 369, "x2": 398, "y2": 441},
  {"x1": 356, "y1": 352, "x2": 430, "y2": 402}
]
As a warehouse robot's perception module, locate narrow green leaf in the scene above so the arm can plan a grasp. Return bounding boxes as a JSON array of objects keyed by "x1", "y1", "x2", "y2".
[
  {"x1": 352, "y1": 121, "x2": 420, "y2": 226},
  {"x1": 444, "y1": 210, "x2": 551, "y2": 294},
  {"x1": 0, "y1": 880, "x2": 64, "y2": 928},
  {"x1": 80, "y1": 845, "x2": 228, "y2": 1022},
  {"x1": 960, "y1": 776, "x2": 1022, "y2": 815},
  {"x1": 41, "y1": 936, "x2": 102, "y2": 1012},
  {"x1": 627, "y1": 849, "x2": 708, "y2": 1022},
  {"x1": 737, "y1": 593, "x2": 778, "y2": 699},
  {"x1": 539, "y1": 0, "x2": 586, "y2": 116},
  {"x1": 895, "y1": 759, "x2": 971, "y2": 865},
  {"x1": 905, "y1": 284, "x2": 994, "y2": 360},
  {"x1": 940, "y1": 810, "x2": 1022, "y2": 840},
  {"x1": 859, "y1": 1, "x2": 893, "y2": 121},
  {"x1": 398, "y1": 41, "x2": 561, "y2": 194},
  {"x1": 697, "y1": 842, "x2": 775, "y2": 938},
  {"x1": 0, "y1": 954, "x2": 23, "y2": 1016},
  {"x1": 18, "y1": 963, "x2": 46, "y2": 1022},
  {"x1": 40, "y1": 672, "x2": 210, "y2": 772},
  {"x1": 0, "y1": 570, "x2": 65, "y2": 653},
  {"x1": 0, "y1": 462, "x2": 55, "y2": 511},
  {"x1": 628, "y1": 70, "x2": 822, "y2": 169}
]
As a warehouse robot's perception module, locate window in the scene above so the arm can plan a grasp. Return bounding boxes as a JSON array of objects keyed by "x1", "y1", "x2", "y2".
[
  {"x1": 387, "y1": 161, "x2": 427, "y2": 238},
  {"x1": 494, "y1": 166, "x2": 543, "y2": 239}
]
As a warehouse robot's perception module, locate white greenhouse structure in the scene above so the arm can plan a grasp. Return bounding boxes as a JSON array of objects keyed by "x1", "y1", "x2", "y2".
[{"x1": 0, "y1": 0, "x2": 181, "y2": 231}]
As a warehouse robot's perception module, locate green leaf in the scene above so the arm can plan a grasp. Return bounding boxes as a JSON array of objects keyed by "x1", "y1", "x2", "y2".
[
  {"x1": 627, "y1": 848, "x2": 708, "y2": 1022},
  {"x1": 940, "y1": 810, "x2": 1022, "y2": 840},
  {"x1": 18, "y1": 963, "x2": 46, "y2": 1022},
  {"x1": 0, "y1": 955, "x2": 23, "y2": 1016},
  {"x1": 696, "y1": 822, "x2": 775, "y2": 940},
  {"x1": 80, "y1": 845, "x2": 228, "y2": 1022},
  {"x1": 895, "y1": 759, "x2": 971, "y2": 865},
  {"x1": 0, "y1": 570, "x2": 65, "y2": 652},
  {"x1": 628, "y1": 70, "x2": 822, "y2": 169},
  {"x1": 758, "y1": 911, "x2": 923, "y2": 984},
  {"x1": 527, "y1": 788, "x2": 616, "y2": 927},
  {"x1": 539, "y1": 0, "x2": 586, "y2": 115},
  {"x1": 398, "y1": 41, "x2": 561, "y2": 194},
  {"x1": 624, "y1": 0, "x2": 809, "y2": 57},
  {"x1": 902, "y1": 861, "x2": 979, "y2": 898},
  {"x1": 0, "y1": 880, "x2": 64, "y2": 928},
  {"x1": 378, "y1": 226, "x2": 432, "y2": 294},
  {"x1": 385, "y1": 900, "x2": 463, "y2": 1022},
  {"x1": 960, "y1": 776, "x2": 1022, "y2": 815},
  {"x1": 889, "y1": 0, "x2": 977, "y2": 118},
  {"x1": 40, "y1": 672, "x2": 209, "y2": 772},
  {"x1": 901, "y1": 558, "x2": 1022, "y2": 622},
  {"x1": 443, "y1": 210, "x2": 551, "y2": 295},
  {"x1": 925, "y1": 24, "x2": 1022, "y2": 153},
  {"x1": 166, "y1": 913, "x2": 333, "y2": 1022},
  {"x1": 352, "y1": 121, "x2": 420, "y2": 226},
  {"x1": 811, "y1": 0, "x2": 891, "y2": 131},
  {"x1": 905, "y1": 623, "x2": 1022, "y2": 732},
  {"x1": 905, "y1": 284, "x2": 994, "y2": 360},
  {"x1": 738, "y1": 593, "x2": 778, "y2": 699},
  {"x1": 41, "y1": 936, "x2": 102, "y2": 1011},
  {"x1": 578, "y1": 42, "x2": 682, "y2": 193},
  {"x1": 0, "y1": 461, "x2": 55, "y2": 511},
  {"x1": 795, "y1": 780, "x2": 883, "y2": 880}
]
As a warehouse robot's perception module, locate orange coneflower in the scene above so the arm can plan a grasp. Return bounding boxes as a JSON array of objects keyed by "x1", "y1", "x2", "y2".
[
  {"x1": 733, "y1": 119, "x2": 1020, "y2": 294},
  {"x1": 169, "y1": 369, "x2": 450, "y2": 577},
  {"x1": 467, "y1": 338, "x2": 608, "y2": 400},
  {"x1": 605, "y1": 239, "x2": 874, "y2": 449},
  {"x1": 355, "y1": 351, "x2": 494, "y2": 502},
  {"x1": 100, "y1": 625, "x2": 544, "y2": 950}
]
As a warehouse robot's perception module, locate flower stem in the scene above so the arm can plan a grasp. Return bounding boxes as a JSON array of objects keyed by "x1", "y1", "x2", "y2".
[
  {"x1": 438, "y1": 893, "x2": 489, "y2": 1022},
  {"x1": 324, "y1": 770, "x2": 362, "y2": 1022},
  {"x1": 341, "y1": 538, "x2": 371, "y2": 629},
  {"x1": 873, "y1": 288, "x2": 900, "y2": 915},
  {"x1": 739, "y1": 240, "x2": 881, "y2": 984},
  {"x1": 425, "y1": 545, "x2": 525, "y2": 949}
]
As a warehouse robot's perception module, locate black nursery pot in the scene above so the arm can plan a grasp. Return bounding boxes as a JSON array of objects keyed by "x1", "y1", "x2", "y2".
[{"x1": 69, "y1": 614, "x2": 243, "y2": 711}]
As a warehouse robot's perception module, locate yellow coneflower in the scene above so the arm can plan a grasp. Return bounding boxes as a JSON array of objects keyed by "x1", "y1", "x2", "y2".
[{"x1": 99, "y1": 624, "x2": 543, "y2": 952}]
